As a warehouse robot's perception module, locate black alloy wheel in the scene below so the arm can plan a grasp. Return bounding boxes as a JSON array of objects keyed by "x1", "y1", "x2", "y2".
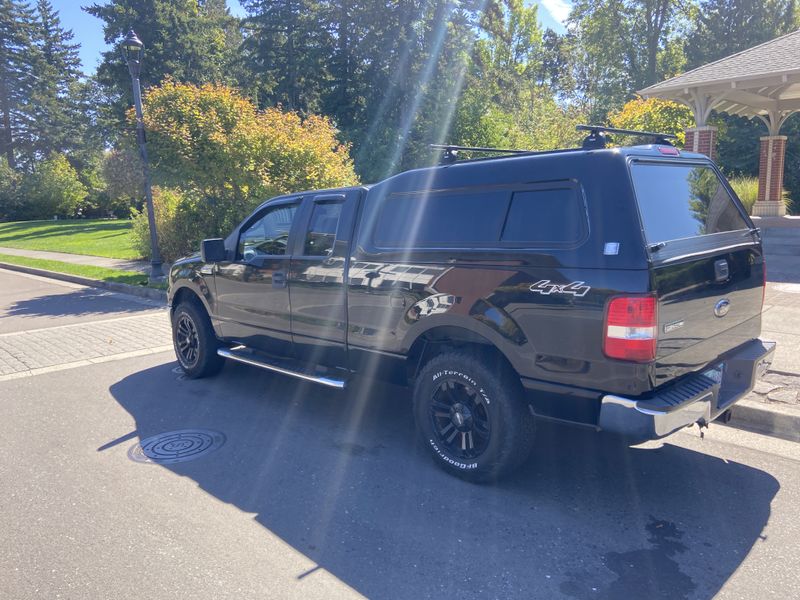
[
  {"x1": 430, "y1": 377, "x2": 491, "y2": 460},
  {"x1": 171, "y1": 301, "x2": 225, "y2": 378},
  {"x1": 175, "y1": 313, "x2": 200, "y2": 368},
  {"x1": 413, "y1": 350, "x2": 535, "y2": 482}
]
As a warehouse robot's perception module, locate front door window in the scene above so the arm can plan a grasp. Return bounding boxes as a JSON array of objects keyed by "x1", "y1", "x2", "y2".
[{"x1": 238, "y1": 204, "x2": 298, "y2": 261}]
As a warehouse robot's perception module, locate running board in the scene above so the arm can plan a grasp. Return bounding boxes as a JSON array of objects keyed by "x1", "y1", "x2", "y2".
[{"x1": 217, "y1": 347, "x2": 346, "y2": 389}]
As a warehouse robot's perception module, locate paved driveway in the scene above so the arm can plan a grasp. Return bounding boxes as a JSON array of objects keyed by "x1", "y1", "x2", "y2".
[{"x1": 1, "y1": 269, "x2": 799, "y2": 599}]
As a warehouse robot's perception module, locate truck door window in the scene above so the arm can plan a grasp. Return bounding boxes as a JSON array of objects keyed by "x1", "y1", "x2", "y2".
[
  {"x1": 304, "y1": 202, "x2": 343, "y2": 256},
  {"x1": 238, "y1": 204, "x2": 298, "y2": 261}
]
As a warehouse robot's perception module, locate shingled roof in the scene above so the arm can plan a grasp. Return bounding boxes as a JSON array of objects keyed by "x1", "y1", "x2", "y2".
[{"x1": 638, "y1": 29, "x2": 800, "y2": 127}]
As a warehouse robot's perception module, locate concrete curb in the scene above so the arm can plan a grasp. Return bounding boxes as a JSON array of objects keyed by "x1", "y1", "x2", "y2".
[
  {"x1": 727, "y1": 396, "x2": 800, "y2": 442},
  {"x1": 0, "y1": 261, "x2": 167, "y2": 303}
]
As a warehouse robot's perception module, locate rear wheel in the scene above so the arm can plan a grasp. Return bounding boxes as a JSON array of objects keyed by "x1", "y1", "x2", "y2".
[
  {"x1": 413, "y1": 350, "x2": 535, "y2": 482},
  {"x1": 172, "y1": 301, "x2": 224, "y2": 378}
]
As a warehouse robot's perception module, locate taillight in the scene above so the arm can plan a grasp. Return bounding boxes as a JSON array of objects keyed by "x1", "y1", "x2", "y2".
[{"x1": 603, "y1": 295, "x2": 658, "y2": 362}]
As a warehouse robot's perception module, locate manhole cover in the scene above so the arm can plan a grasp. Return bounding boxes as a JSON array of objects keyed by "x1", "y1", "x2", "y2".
[{"x1": 128, "y1": 429, "x2": 226, "y2": 464}]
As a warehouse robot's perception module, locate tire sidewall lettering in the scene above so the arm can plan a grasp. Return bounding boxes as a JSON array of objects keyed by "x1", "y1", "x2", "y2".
[
  {"x1": 429, "y1": 439, "x2": 478, "y2": 470},
  {"x1": 431, "y1": 369, "x2": 491, "y2": 405}
]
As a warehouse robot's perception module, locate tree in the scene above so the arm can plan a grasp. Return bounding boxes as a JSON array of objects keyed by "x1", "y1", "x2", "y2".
[
  {"x1": 84, "y1": 0, "x2": 242, "y2": 127},
  {"x1": 686, "y1": 0, "x2": 797, "y2": 69},
  {"x1": 568, "y1": 0, "x2": 687, "y2": 120},
  {"x1": 0, "y1": 0, "x2": 35, "y2": 169},
  {"x1": 24, "y1": 0, "x2": 85, "y2": 165},
  {"x1": 609, "y1": 97, "x2": 694, "y2": 145},
  {"x1": 240, "y1": 0, "x2": 328, "y2": 112},
  {"x1": 18, "y1": 153, "x2": 87, "y2": 219}
]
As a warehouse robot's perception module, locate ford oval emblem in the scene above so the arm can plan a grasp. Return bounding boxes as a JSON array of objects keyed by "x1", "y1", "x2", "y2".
[{"x1": 714, "y1": 299, "x2": 731, "y2": 318}]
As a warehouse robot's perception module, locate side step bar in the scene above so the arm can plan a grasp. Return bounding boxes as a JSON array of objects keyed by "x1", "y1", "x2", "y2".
[{"x1": 217, "y1": 347, "x2": 346, "y2": 389}]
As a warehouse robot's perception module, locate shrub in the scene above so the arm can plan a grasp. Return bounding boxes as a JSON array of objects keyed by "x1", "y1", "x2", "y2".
[
  {"x1": 18, "y1": 154, "x2": 88, "y2": 219},
  {"x1": 0, "y1": 157, "x2": 22, "y2": 221},
  {"x1": 131, "y1": 187, "x2": 252, "y2": 262},
  {"x1": 727, "y1": 175, "x2": 792, "y2": 215},
  {"x1": 130, "y1": 80, "x2": 360, "y2": 261},
  {"x1": 139, "y1": 80, "x2": 358, "y2": 200},
  {"x1": 101, "y1": 147, "x2": 145, "y2": 218},
  {"x1": 728, "y1": 176, "x2": 759, "y2": 214}
]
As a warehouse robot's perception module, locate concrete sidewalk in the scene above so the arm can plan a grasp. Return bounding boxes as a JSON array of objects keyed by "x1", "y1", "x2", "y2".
[
  {"x1": 730, "y1": 217, "x2": 800, "y2": 440},
  {"x1": 0, "y1": 246, "x2": 151, "y2": 272}
]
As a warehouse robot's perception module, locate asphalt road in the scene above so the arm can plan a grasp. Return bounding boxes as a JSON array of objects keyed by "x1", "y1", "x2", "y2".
[{"x1": 1, "y1": 269, "x2": 800, "y2": 599}]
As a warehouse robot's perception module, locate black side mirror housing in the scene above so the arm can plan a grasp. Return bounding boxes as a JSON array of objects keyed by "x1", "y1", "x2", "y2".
[{"x1": 201, "y1": 238, "x2": 226, "y2": 263}]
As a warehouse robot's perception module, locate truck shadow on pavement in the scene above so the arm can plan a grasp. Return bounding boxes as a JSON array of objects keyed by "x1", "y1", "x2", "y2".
[
  {"x1": 4, "y1": 288, "x2": 158, "y2": 319},
  {"x1": 109, "y1": 361, "x2": 779, "y2": 600}
]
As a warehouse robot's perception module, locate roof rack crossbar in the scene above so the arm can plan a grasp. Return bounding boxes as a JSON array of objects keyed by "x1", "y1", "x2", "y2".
[
  {"x1": 430, "y1": 144, "x2": 529, "y2": 165},
  {"x1": 430, "y1": 144, "x2": 528, "y2": 154},
  {"x1": 575, "y1": 125, "x2": 678, "y2": 139},
  {"x1": 576, "y1": 124, "x2": 678, "y2": 149}
]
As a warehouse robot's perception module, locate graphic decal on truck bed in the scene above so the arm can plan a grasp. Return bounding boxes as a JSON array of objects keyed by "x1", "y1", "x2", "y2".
[{"x1": 529, "y1": 280, "x2": 591, "y2": 297}]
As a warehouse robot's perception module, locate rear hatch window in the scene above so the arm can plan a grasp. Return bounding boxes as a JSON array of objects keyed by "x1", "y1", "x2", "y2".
[
  {"x1": 630, "y1": 162, "x2": 749, "y2": 244},
  {"x1": 630, "y1": 160, "x2": 763, "y2": 388}
]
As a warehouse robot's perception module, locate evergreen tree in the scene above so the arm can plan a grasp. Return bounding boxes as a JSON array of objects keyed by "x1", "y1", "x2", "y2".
[
  {"x1": 240, "y1": 0, "x2": 328, "y2": 112},
  {"x1": 685, "y1": 0, "x2": 798, "y2": 69},
  {"x1": 84, "y1": 0, "x2": 242, "y2": 125},
  {"x1": 24, "y1": 0, "x2": 84, "y2": 165},
  {"x1": 0, "y1": 0, "x2": 35, "y2": 169}
]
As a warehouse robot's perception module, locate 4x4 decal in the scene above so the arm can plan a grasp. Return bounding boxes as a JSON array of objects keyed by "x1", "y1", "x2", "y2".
[{"x1": 529, "y1": 280, "x2": 591, "y2": 298}]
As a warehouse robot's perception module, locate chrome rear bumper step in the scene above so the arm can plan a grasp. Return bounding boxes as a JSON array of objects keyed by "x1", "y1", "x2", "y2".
[{"x1": 217, "y1": 347, "x2": 346, "y2": 389}]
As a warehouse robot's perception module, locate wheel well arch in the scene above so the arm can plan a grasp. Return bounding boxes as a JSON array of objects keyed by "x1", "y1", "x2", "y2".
[
  {"x1": 405, "y1": 325, "x2": 518, "y2": 384},
  {"x1": 171, "y1": 285, "x2": 207, "y2": 314}
]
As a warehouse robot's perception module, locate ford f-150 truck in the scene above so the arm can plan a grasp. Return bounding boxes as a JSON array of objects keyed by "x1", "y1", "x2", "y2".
[{"x1": 168, "y1": 128, "x2": 775, "y2": 481}]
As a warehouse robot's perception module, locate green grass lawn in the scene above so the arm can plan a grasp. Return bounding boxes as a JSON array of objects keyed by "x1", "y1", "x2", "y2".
[
  {"x1": 0, "y1": 219, "x2": 140, "y2": 259},
  {"x1": 0, "y1": 252, "x2": 153, "y2": 287}
]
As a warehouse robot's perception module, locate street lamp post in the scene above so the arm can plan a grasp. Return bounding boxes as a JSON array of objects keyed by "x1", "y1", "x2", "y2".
[{"x1": 122, "y1": 30, "x2": 163, "y2": 282}]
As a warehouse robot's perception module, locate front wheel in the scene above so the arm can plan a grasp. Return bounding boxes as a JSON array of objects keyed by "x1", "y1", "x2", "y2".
[
  {"x1": 171, "y1": 301, "x2": 224, "y2": 378},
  {"x1": 413, "y1": 351, "x2": 535, "y2": 483}
]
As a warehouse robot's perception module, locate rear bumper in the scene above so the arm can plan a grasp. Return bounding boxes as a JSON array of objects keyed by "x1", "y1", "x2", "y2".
[{"x1": 598, "y1": 339, "x2": 776, "y2": 440}]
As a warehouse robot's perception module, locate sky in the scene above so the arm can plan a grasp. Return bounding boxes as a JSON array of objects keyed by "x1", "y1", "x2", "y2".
[{"x1": 52, "y1": 0, "x2": 570, "y2": 75}]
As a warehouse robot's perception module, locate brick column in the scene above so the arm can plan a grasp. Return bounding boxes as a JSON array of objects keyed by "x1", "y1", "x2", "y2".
[
  {"x1": 684, "y1": 126, "x2": 717, "y2": 159},
  {"x1": 752, "y1": 135, "x2": 788, "y2": 217}
]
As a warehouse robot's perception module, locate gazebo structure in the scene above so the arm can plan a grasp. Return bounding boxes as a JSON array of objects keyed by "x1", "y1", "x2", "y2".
[{"x1": 639, "y1": 29, "x2": 800, "y2": 216}]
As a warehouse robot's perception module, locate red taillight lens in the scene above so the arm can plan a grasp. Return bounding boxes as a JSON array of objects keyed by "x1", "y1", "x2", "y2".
[{"x1": 603, "y1": 296, "x2": 658, "y2": 362}]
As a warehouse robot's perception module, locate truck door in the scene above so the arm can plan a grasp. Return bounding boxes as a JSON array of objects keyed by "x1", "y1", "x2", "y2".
[
  {"x1": 289, "y1": 190, "x2": 361, "y2": 368},
  {"x1": 214, "y1": 198, "x2": 301, "y2": 356}
]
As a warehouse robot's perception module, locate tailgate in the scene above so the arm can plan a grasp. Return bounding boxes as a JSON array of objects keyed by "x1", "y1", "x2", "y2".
[{"x1": 629, "y1": 159, "x2": 765, "y2": 388}]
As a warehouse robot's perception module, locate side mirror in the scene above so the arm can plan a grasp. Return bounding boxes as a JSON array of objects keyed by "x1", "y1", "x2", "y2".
[{"x1": 201, "y1": 238, "x2": 226, "y2": 263}]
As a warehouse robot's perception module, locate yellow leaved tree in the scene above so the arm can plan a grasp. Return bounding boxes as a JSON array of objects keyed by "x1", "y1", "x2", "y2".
[{"x1": 130, "y1": 80, "x2": 358, "y2": 260}]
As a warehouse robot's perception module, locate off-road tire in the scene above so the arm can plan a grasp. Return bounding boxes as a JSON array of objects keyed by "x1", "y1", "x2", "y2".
[
  {"x1": 413, "y1": 350, "x2": 535, "y2": 483},
  {"x1": 171, "y1": 301, "x2": 225, "y2": 378}
]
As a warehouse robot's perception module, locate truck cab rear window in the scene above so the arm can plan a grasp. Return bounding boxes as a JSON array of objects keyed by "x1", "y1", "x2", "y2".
[{"x1": 630, "y1": 162, "x2": 749, "y2": 244}]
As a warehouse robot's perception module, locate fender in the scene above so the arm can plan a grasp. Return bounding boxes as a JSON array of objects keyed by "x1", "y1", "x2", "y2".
[
  {"x1": 399, "y1": 312, "x2": 534, "y2": 378},
  {"x1": 168, "y1": 263, "x2": 222, "y2": 335}
]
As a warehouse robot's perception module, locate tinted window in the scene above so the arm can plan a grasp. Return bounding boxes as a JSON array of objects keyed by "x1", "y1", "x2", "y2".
[
  {"x1": 631, "y1": 163, "x2": 749, "y2": 244},
  {"x1": 373, "y1": 190, "x2": 509, "y2": 247},
  {"x1": 238, "y1": 204, "x2": 297, "y2": 259},
  {"x1": 304, "y1": 202, "x2": 342, "y2": 256},
  {"x1": 501, "y1": 188, "x2": 583, "y2": 244}
]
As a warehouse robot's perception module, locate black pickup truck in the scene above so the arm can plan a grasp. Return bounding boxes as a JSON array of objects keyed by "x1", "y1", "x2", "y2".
[{"x1": 168, "y1": 130, "x2": 775, "y2": 481}]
